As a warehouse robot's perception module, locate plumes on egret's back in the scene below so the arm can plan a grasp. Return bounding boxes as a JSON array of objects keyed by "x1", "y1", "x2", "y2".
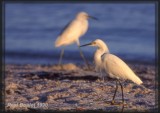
[{"x1": 102, "y1": 53, "x2": 142, "y2": 85}]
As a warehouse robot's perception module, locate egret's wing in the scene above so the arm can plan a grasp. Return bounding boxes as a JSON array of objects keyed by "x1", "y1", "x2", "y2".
[
  {"x1": 103, "y1": 54, "x2": 142, "y2": 85},
  {"x1": 60, "y1": 20, "x2": 82, "y2": 38},
  {"x1": 55, "y1": 20, "x2": 82, "y2": 47},
  {"x1": 58, "y1": 21, "x2": 71, "y2": 36}
]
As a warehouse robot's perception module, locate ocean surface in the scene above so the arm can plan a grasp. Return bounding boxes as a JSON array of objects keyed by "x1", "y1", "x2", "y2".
[{"x1": 5, "y1": 3, "x2": 156, "y2": 65}]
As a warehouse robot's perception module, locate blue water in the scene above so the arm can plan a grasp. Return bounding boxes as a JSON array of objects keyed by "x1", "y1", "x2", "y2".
[{"x1": 5, "y1": 3, "x2": 155, "y2": 65}]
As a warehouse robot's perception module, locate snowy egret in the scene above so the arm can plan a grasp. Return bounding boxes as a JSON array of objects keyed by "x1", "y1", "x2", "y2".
[
  {"x1": 54, "y1": 12, "x2": 97, "y2": 69},
  {"x1": 80, "y1": 39, "x2": 143, "y2": 107}
]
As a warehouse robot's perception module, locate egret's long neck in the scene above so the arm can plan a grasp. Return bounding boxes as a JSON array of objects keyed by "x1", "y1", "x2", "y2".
[
  {"x1": 97, "y1": 42, "x2": 109, "y2": 55},
  {"x1": 94, "y1": 43, "x2": 109, "y2": 71}
]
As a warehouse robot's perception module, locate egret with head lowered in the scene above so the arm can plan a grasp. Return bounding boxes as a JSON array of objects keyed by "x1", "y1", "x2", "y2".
[
  {"x1": 80, "y1": 39, "x2": 143, "y2": 109},
  {"x1": 54, "y1": 12, "x2": 97, "y2": 70}
]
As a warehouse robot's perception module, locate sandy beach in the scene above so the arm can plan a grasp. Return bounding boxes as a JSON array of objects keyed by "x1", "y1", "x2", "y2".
[{"x1": 5, "y1": 63, "x2": 157, "y2": 112}]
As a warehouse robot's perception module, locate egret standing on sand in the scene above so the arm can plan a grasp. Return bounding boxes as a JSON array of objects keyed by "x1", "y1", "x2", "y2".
[
  {"x1": 80, "y1": 39, "x2": 143, "y2": 107},
  {"x1": 54, "y1": 12, "x2": 97, "y2": 69}
]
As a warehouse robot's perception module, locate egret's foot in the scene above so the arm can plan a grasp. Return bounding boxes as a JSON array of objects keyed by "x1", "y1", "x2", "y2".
[
  {"x1": 98, "y1": 77, "x2": 104, "y2": 83},
  {"x1": 83, "y1": 65, "x2": 92, "y2": 71},
  {"x1": 111, "y1": 101, "x2": 126, "y2": 106},
  {"x1": 87, "y1": 68, "x2": 92, "y2": 71},
  {"x1": 58, "y1": 65, "x2": 64, "y2": 70},
  {"x1": 102, "y1": 78, "x2": 105, "y2": 83},
  {"x1": 111, "y1": 100, "x2": 115, "y2": 105},
  {"x1": 104, "y1": 100, "x2": 112, "y2": 105},
  {"x1": 60, "y1": 65, "x2": 63, "y2": 69},
  {"x1": 101, "y1": 76, "x2": 106, "y2": 83}
]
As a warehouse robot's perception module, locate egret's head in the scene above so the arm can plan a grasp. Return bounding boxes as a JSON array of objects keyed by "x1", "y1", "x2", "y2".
[
  {"x1": 76, "y1": 12, "x2": 98, "y2": 20},
  {"x1": 91, "y1": 39, "x2": 106, "y2": 47},
  {"x1": 80, "y1": 39, "x2": 109, "y2": 52}
]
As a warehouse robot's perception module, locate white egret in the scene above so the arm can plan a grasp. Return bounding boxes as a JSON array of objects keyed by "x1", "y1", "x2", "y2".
[
  {"x1": 54, "y1": 12, "x2": 97, "y2": 70},
  {"x1": 80, "y1": 39, "x2": 143, "y2": 108}
]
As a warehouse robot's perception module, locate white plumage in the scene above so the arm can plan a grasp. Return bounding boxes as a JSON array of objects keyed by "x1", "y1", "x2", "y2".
[
  {"x1": 55, "y1": 12, "x2": 89, "y2": 47},
  {"x1": 81, "y1": 39, "x2": 142, "y2": 85},
  {"x1": 80, "y1": 39, "x2": 143, "y2": 110},
  {"x1": 54, "y1": 12, "x2": 97, "y2": 69},
  {"x1": 102, "y1": 53, "x2": 142, "y2": 85}
]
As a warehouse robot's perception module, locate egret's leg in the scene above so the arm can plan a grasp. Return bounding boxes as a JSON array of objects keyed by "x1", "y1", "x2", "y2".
[
  {"x1": 111, "y1": 80, "x2": 118, "y2": 104},
  {"x1": 118, "y1": 80, "x2": 124, "y2": 104},
  {"x1": 100, "y1": 69, "x2": 105, "y2": 82},
  {"x1": 118, "y1": 80, "x2": 124, "y2": 112},
  {"x1": 78, "y1": 46, "x2": 91, "y2": 70},
  {"x1": 58, "y1": 48, "x2": 64, "y2": 66}
]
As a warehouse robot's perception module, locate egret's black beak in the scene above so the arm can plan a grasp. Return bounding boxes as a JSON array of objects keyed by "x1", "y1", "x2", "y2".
[
  {"x1": 88, "y1": 16, "x2": 98, "y2": 20},
  {"x1": 80, "y1": 43, "x2": 92, "y2": 47}
]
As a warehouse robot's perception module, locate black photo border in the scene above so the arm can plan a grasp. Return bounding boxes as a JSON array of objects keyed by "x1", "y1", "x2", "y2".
[{"x1": 1, "y1": 0, "x2": 159, "y2": 113}]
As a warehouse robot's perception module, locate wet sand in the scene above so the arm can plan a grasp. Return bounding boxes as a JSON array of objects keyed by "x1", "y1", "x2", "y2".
[{"x1": 5, "y1": 63, "x2": 157, "y2": 112}]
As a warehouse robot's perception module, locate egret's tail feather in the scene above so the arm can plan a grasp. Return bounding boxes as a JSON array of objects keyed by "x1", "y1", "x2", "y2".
[
  {"x1": 131, "y1": 74, "x2": 143, "y2": 85},
  {"x1": 55, "y1": 37, "x2": 61, "y2": 47},
  {"x1": 55, "y1": 42, "x2": 60, "y2": 47}
]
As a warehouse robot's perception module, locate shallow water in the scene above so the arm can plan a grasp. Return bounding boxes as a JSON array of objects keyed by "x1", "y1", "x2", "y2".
[{"x1": 5, "y1": 3, "x2": 155, "y2": 65}]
